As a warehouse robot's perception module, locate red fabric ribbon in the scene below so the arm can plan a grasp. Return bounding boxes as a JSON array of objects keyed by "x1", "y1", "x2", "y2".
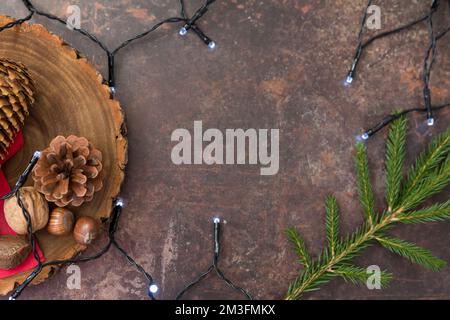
[{"x1": 0, "y1": 133, "x2": 44, "y2": 278}]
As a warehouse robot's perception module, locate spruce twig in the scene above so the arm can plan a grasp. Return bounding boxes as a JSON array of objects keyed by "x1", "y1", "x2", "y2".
[
  {"x1": 375, "y1": 236, "x2": 446, "y2": 272},
  {"x1": 286, "y1": 228, "x2": 312, "y2": 268},
  {"x1": 285, "y1": 118, "x2": 450, "y2": 300},
  {"x1": 385, "y1": 115, "x2": 407, "y2": 210},
  {"x1": 356, "y1": 143, "x2": 376, "y2": 226},
  {"x1": 332, "y1": 264, "x2": 392, "y2": 288},
  {"x1": 325, "y1": 196, "x2": 340, "y2": 257}
]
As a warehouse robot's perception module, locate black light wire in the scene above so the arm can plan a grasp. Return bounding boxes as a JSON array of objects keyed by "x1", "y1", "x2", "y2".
[
  {"x1": 347, "y1": 0, "x2": 440, "y2": 84},
  {"x1": 175, "y1": 218, "x2": 252, "y2": 300},
  {"x1": 359, "y1": 102, "x2": 450, "y2": 139},
  {"x1": 0, "y1": 151, "x2": 44, "y2": 291},
  {"x1": 423, "y1": 0, "x2": 440, "y2": 124},
  {"x1": 349, "y1": 0, "x2": 450, "y2": 139},
  {"x1": 360, "y1": 13, "x2": 429, "y2": 50},
  {"x1": 0, "y1": 0, "x2": 220, "y2": 300},
  {"x1": 0, "y1": 11, "x2": 34, "y2": 33},
  {"x1": 359, "y1": 23, "x2": 450, "y2": 140},
  {"x1": 346, "y1": 0, "x2": 373, "y2": 85}
]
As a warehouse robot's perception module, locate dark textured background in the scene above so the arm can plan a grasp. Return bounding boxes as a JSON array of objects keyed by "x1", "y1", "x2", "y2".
[{"x1": 0, "y1": 0, "x2": 449, "y2": 300}]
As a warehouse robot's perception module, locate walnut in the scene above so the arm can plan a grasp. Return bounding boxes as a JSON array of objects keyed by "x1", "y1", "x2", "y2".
[{"x1": 4, "y1": 186, "x2": 49, "y2": 235}]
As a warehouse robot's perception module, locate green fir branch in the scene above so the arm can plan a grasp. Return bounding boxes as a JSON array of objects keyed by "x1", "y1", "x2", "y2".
[
  {"x1": 285, "y1": 121, "x2": 450, "y2": 300},
  {"x1": 356, "y1": 142, "x2": 376, "y2": 225},
  {"x1": 325, "y1": 195, "x2": 340, "y2": 257}
]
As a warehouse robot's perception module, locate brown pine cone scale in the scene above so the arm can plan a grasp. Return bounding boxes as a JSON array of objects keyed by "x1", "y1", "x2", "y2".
[
  {"x1": 32, "y1": 135, "x2": 103, "y2": 207},
  {"x1": 0, "y1": 57, "x2": 35, "y2": 159}
]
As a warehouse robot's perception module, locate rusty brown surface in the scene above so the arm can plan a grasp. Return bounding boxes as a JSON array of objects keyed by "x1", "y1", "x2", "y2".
[{"x1": 0, "y1": 0, "x2": 449, "y2": 300}]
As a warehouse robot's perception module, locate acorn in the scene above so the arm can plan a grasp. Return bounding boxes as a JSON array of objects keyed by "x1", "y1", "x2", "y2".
[
  {"x1": 47, "y1": 208, "x2": 75, "y2": 236},
  {"x1": 73, "y1": 216, "x2": 99, "y2": 245}
]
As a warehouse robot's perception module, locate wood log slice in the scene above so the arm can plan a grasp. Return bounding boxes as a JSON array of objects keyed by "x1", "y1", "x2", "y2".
[{"x1": 0, "y1": 16, "x2": 127, "y2": 295}]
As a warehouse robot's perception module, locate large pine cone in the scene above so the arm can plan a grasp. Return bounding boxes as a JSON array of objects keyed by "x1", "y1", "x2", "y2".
[
  {"x1": 32, "y1": 135, "x2": 103, "y2": 207},
  {"x1": 0, "y1": 58, "x2": 35, "y2": 159}
]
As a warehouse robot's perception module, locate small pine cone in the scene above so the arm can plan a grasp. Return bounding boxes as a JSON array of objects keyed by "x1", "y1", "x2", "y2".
[
  {"x1": 32, "y1": 135, "x2": 103, "y2": 207},
  {"x1": 0, "y1": 58, "x2": 35, "y2": 159}
]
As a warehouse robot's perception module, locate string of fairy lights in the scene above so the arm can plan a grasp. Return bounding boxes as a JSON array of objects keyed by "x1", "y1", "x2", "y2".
[
  {"x1": 0, "y1": 0, "x2": 449, "y2": 300},
  {"x1": 176, "y1": 217, "x2": 252, "y2": 300},
  {"x1": 349, "y1": 0, "x2": 450, "y2": 141}
]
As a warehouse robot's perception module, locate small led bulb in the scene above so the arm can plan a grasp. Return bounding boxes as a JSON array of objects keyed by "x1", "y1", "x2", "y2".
[
  {"x1": 33, "y1": 151, "x2": 42, "y2": 159},
  {"x1": 208, "y1": 41, "x2": 216, "y2": 50},
  {"x1": 110, "y1": 86, "x2": 116, "y2": 95},
  {"x1": 115, "y1": 198, "x2": 125, "y2": 208},
  {"x1": 8, "y1": 296, "x2": 15, "y2": 301},
  {"x1": 427, "y1": 118, "x2": 435, "y2": 126},
  {"x1": 149, "y1": 284, "x2": 159, "y2": 294},
  {"x1": 179, "y1": 27, "x2": 188, "y2": 36},
  {"x1": 356, "y1": 132, "x2": 369, "y2": 142},
  {"x1": 213, "y1": 217, "x2": 221, "y2": 224}
]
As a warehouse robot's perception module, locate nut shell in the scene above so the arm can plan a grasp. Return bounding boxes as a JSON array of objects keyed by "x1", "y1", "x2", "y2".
[
  {"x1": 73, "y1": 216, "x2": 99, "y2": 245},
  {"x1": 4, "y1": 186, "x2": 49, "y2": 235},
  {"x1": 47, "y1": 208, "x2": 75, "y2": 236},
  {"x1": 0, "y1": 235, "x2": 31, "y2": 269}
]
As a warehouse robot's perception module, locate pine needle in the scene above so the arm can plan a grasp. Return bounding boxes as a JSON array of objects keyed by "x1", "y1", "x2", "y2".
[
  {"x1": 400, "y1": 155, "x2": 450, "y2": 211},
  {"x1": 325, "y1": 195, "x2": 340, "y2": 257},
  {"x1": 397, "y1": 200, "x2": 450, "y2": 224},
  {"x1": 332, "y1": 264, "x2": 392, "y2": 288},
  {"x1": 285, "y1": 121, "x2": 450, "y2": 300},
  {"x1": 286, "y1": 228, "x2": 312, "y2": 268},
  {"x1": 376, "y1": 236, "x2": 446, "y2": 271},
  {"x1": 401, "y1": 127, "x2": 450, "y2": 203},
  {"x1": 385, "y1": 116, "x2": 407, "y2": 211},
  {"x1": 355, "y1": 142, "x2": 376, "y2": 225}
]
